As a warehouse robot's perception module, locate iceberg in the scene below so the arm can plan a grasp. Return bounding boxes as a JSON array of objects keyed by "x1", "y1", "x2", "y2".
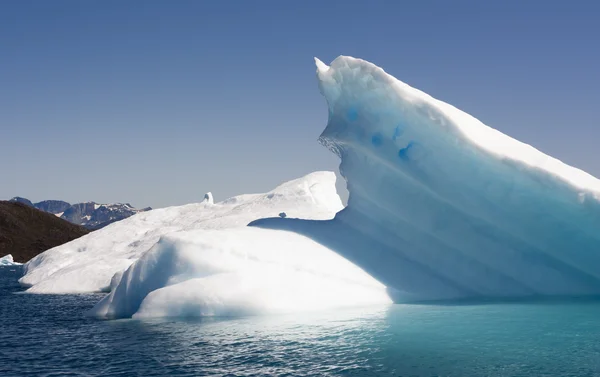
[
  {"x1": 23, "y1": 56, "x2": 600, "y2": 319},
  {"x1": 19, "y1": 172, "x2": 344, "y2": 294},
  {"x1": 0, "y1": 254, "x2": 21, "y2": 266},
  {"x1": 251, "y1": 56, "x2": 600, "y2": 302}
]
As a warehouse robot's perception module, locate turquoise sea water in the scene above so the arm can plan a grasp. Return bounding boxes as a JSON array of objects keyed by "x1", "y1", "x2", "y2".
[{"x1": 1, "y1": 266, "x2": 600, "y2": 376}]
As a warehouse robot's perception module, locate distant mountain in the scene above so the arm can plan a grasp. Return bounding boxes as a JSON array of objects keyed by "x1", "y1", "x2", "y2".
[
  {"x1": 34, "y1": 200, "x2": 71, "y2": 214},
  {"x1": 0, "y1": 201, "x2": 89, "y2": 263},
  {"x1": 9, "y1": 197, "x2": 33, "y2": 207},
  {"x1": 62, "y1": 202, "x2": 152, "y2": 230},
  {"x1": 9, "y1": 197, "x2": 151, "y2": 230}
]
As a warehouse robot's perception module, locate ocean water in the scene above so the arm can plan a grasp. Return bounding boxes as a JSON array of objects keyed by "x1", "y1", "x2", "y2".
[{"x1": 2, "y1": 266, "x2": 600, "y2": 377}]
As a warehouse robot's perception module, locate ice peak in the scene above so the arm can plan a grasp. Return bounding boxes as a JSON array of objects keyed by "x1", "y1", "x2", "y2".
[
  {"x1": 203, "y1": 192, "x2": 214, "y2": 205},
  {"x1": 0, "y1": 254, "x2": 21, "y2": 266},
  {"x1": 314, "y1": 57, "x2": 329, "y2": 74}
]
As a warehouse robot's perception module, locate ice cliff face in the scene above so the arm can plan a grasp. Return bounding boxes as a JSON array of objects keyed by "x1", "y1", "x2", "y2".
[{"x1": 252, "y1": 56, "x2": 600, "y2": 302}]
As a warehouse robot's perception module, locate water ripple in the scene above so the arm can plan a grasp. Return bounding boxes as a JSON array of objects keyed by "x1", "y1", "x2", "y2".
[{"x1": 2, "y1": 266, "x2": 600, "y2": 376}]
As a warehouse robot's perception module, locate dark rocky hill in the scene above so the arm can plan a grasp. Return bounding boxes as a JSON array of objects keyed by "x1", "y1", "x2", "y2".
[{"x1": 0, "y1": 201, "x2": 89, "y2": 263}]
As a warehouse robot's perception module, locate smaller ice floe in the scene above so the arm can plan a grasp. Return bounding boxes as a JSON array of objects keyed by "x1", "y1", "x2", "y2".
[{"x1": 0, "y1": 255, "x2": 22, "y2": 266}]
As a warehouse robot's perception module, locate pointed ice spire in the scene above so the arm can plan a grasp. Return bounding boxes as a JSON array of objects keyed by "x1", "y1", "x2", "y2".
[
  {"x1": 203, "y1": 192, "x2": 214, "y2": 205},
  {"x1": 315, "y1": 57, "x2": 335, "y2": 100},
  {"x1": 314, "y1": 57, "x2": 330, "y2": 74}
]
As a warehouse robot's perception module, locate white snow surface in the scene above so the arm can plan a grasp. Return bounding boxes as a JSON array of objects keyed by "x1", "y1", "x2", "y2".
[
  {"x1": 251, "y1": 56, "x2": 600, "y2": 302},
  {"x1": 19, "y1": 172, "x2": 343, "y2": 294},
  {"x1": 0, "y1": 254, "x2": 21, "y2": 266},
  {"x1": 90, "y1": 228, "x2": 390, "y2": 319}
]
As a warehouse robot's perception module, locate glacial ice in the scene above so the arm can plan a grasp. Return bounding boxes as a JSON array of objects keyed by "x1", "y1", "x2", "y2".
[
  {"x1": 90, "y1": 228, "x2": 390, "y2": 319},
  {"x1": 251, "y1": 56, "x2": 600, "y2": 302},
  {"x1": 0, "y1": 254, "x2": 21, "y2": 266},
  {"x1": 19, "y1": 172, "x2": 344, "y2": 293}
]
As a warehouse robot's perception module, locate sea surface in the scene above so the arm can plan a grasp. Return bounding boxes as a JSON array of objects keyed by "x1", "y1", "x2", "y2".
[{"x1": 2, "y1": 266, "x2": 600, "y2": 377}]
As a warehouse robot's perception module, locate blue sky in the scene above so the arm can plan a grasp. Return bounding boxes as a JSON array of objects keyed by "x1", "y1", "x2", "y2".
[{"x1": 1, "y1": 1, "x2": 599, "y2": 208}]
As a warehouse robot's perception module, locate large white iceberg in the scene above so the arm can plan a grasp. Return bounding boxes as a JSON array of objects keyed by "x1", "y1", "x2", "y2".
[
  {"x1": 22, "y1": 56, "x2": 600, "y2": 319},
  {"x1": 251, "y1": 56, "x2": 600, "y2": 302},
  {"x1": 19, "y1": 172, "x2": 344, "y2": 293}
]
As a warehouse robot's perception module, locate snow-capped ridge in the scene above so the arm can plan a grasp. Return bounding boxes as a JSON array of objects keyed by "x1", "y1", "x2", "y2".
[{"x1": 7, "y1": 197, "x2": 150, "y2": 229}]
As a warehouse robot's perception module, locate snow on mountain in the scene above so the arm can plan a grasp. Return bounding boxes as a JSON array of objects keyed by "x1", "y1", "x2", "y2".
[
  {"x1": 0, "y1": 254, "x2": 22, "y2": 266},
  {"x1": 251, "y1": 56, "x2": 600, "y2": 303},
  {"x1": 20, "y1": 172, "x2": 345, "y2": 295},
  {"x1": 56, "y1": 201, "x2": 152, "y2": 230},
  {"x1": 8, "y1": 198, "x2": 150, "y2": 230}
]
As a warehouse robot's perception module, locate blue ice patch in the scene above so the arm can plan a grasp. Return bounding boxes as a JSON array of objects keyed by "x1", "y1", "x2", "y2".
[
  {"x1": 392, "y1": 125, "x2": 403, "y2": 141},
  {"x1": 398, "y1": 141, "x2": 415, "y2": 161},
  {"x1": 371, "y1": 133, "x2": 384, "y2": 147},
  {"x1": 347, "y1": 107, "x2": 358, "y2": 121}
]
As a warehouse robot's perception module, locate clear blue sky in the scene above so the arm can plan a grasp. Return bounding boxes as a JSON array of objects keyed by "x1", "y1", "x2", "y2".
[{"x1": 2, "y1": 1, "x2": 599, "y2": 208}]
